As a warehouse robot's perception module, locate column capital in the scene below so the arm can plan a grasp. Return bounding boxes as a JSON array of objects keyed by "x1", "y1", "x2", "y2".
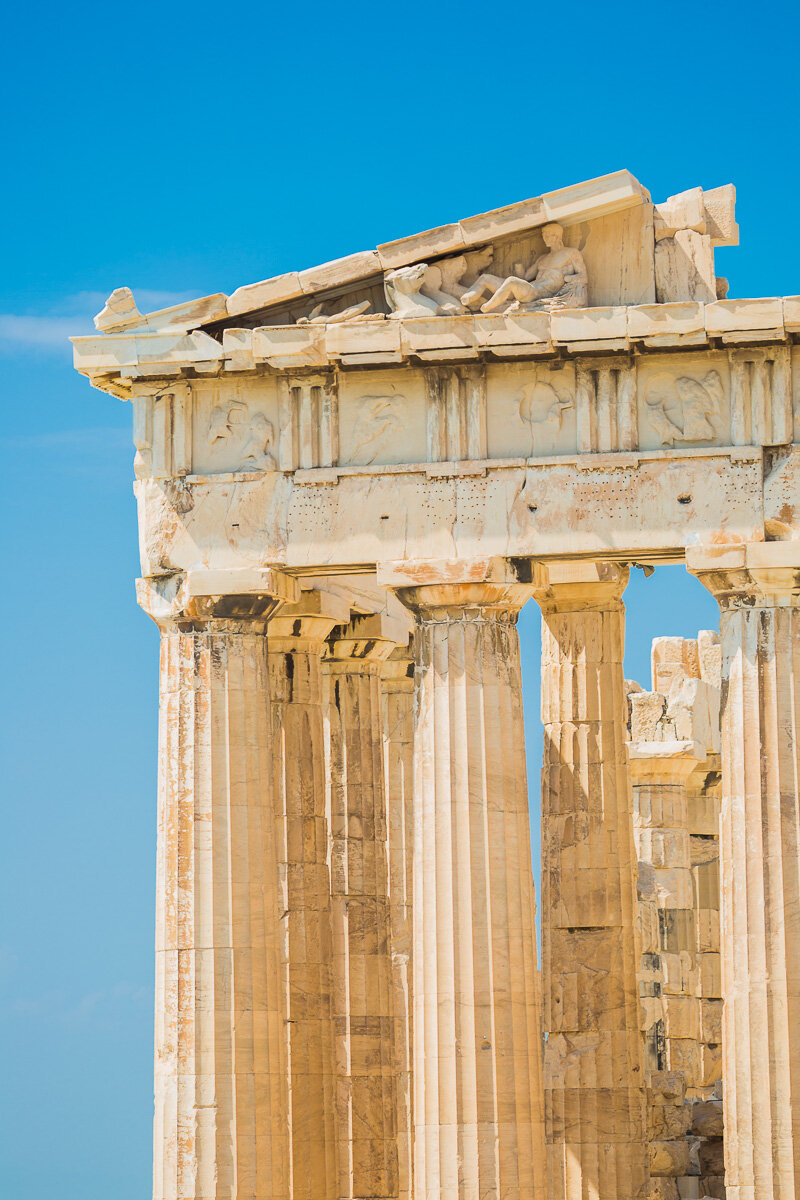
[
  {"x1": 268, "y1": 586, "x2": 351, "y2": 651},
  {"x1": 137, "y1": 567, "x2": 299, "y2": 630},
  {"x1": 378, "y1": 555, "x2": 533, "y2": 615},
  {"x1": 531, "y1": 559, "x2": 629, "y2": 613},
  {"x1": 326, "y1": 613, "x2": 407, "y2": 666},
  {"x1": 627, "y1": 739, "x2": 708, "y2": 784},
  {"x1": 381, "y1": 644, "x2": 415, "y2": 692},
  {"x1": 686, "y1": 542, "x2": 800, "y2": 607}
]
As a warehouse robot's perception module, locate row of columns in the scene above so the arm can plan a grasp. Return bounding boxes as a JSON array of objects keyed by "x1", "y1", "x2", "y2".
[{"x1": 144, "y1": 545, "x2": 800, "y2": 1200}]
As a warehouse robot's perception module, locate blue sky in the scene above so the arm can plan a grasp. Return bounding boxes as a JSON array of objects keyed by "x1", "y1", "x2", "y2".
[{"x1": 1, "y1": 1, "x2": 795, "y2": 1195}]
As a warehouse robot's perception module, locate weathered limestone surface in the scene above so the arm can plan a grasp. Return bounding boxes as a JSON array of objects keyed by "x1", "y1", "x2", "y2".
[
  {"x1": 533, "y1": 561, "x2": 648, "y2": 1200},
  {"x1": 392, "y1": 573, "x2": 546, "y2": 1200},
  {"x1": 72, "y1": 171, "x2": 800, "y2": 1200},
  {"x1": 148, "y1": 584, "x2": 293, "y2": 1200},
  {"x1": 268, "y1": 592, "x2": 347, "y2": 1200},
  {"x1": 381, "y1": 646, "x2": 416, "y2": 1200},
  {"x1": 688, "y1": 545, "x2": 800, "y2": 1200},
  {"x1": 628, "y1": 633, "x2": 724, "y2": 1199},
  {"x1": 326, "y1": 617, "x2": 401, "y2": 1200}
]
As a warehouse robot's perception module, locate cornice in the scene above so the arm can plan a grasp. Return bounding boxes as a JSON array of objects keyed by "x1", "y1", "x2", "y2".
[{"x1": 72, "y1": 296, "x2": 800, "y2": 398}]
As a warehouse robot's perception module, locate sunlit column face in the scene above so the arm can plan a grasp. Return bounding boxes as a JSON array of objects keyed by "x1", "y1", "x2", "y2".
[{"x1": 394, "y1": 582, "x2": 547, "y2": 1200}]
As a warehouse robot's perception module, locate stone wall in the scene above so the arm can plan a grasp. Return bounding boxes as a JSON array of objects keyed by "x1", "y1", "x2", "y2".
[{"x1": 627, "y1": 633, "x2": 725, "y2": 1200}]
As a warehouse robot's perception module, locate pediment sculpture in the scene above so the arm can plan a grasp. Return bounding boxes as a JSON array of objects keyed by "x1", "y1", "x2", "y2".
[
  {"x1": 383, "y1": 223, "x2": 587, "y2": 320},
  {"x1": 384, "y1": 248, "x2": 496, "y2": 318},
  {"x1": 283, "y1": 224, "x2": 588, "y2": 324},
  {"x1": 85, "y1": 173, "x2": 741, "y2": 347},
  {"x1": 461, "y1": 223, "x2": 587, "y2": 313}
]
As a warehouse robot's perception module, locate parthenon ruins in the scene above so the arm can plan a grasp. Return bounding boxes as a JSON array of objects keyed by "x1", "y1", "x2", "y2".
[{"x1": 73, "y1": 170, "x2": 800, "y2": 1200}]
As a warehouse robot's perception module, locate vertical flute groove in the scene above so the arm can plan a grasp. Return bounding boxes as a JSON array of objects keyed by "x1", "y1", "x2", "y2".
[
  {"x1": 688, "y1": 554, "x2": 800, "y2": 1200},
  {"x1": 382, "y1": 649, "x2": 414, "y2": 1200},
  {"x1": 154, "y1": 625, "x2": 290, "y2": 1200},
  {"x1": 326, "y1": 650, "x2": 399, "y2": 1200},
  {"x1": 397, "y1": 592, "x2": 546, "y2": 1200},
  {"x1": 270, "y1": 643, "x2": 337, "y2": 1200}
]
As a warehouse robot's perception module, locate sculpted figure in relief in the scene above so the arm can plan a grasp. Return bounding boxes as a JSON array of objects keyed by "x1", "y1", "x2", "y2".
[
  {"x1": 346, "y1": 394, "x2": 405, "y2": 464},
  {"x1": 461, "y1": 222, "x2": 588, "y2": 313},
  {"x1": 645, "y1": 370, "x2": 724, "y2": 446},
  {"x1": 519, "y1": 377, "x2": 574, "y2": 436},
  {"x1": 208, "y1": 400, "x2": 276, "y2": 470},
  {"x1": 419, "y1": 247, "x2": 495, "y2": 313},
  {"x1": 384, "y1": 263, "x2": 440, "y2": 317},
  {"x1": 297, "y1": 299, "x2": 375, "y2": 324},
  {"x1": 385, "y1": 247, "x2": 495, "y2": 318}
]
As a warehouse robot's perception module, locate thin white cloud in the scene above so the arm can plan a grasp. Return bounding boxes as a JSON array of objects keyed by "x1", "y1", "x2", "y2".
[
  {"x1": 8, "y1": 980, "x2": 151, "y2": 1028},
  {"x1": 0, "y1": 314, "x2": 79, "y2": 347},
  {"x1": 0, "y1": 288, "x2": 200, "y2": 353}
]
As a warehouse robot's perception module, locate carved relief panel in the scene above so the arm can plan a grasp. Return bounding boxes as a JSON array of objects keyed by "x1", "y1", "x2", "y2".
[
  {"x1": 191, "y1": 378, "x2": 280, "y2": 476},
  {"x1": 636, "y1": 355, "x2": 730, "y2": 453},
  {"x1": 338, "y1": 369, "x2": 427, "y2": 467},
  {"x1": 486, "y1": 362, "x2": 577, "y2": 459}
]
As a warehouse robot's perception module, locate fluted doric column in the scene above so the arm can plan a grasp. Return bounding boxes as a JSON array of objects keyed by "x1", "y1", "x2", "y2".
[
  {"x1": 381, "y1": 645, "x2": 415, "y2": 1200},
  {"x1": 325, "y1": 615, "x2": 402, "y2": 1200},
  {"x1": 390, "y1": 571, "x2": 546, "y2": 1200},
  {"x1": 532, "y1": 561, "x2": 647, "y2": 1200},
  {"x1": 688, "y1": 544, "x2": 800, "y2": 1200},
  {"x1": 139, "y1": 571, "x2": 298, "y2": 1200},
  {"x1": 268, "y1": 589, "x2": 350, "y2": 1200}
]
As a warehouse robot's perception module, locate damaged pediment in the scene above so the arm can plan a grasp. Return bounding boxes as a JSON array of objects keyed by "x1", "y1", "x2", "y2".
[
  {"x1": 207, "y1": 171, "x2": 735, "y2": 330},
  {"x1": 219, "y1": 169, "x2": 657, "y2": 329},
  {"x1": 75, "y1": 169, "x2": 742, "y2": 395},
  {"x1": 654, "y1": 185, "x2": 739, "y2": 304},
  {"x1": 85, "y1": 172, "x2": 739, "y2": 344}
]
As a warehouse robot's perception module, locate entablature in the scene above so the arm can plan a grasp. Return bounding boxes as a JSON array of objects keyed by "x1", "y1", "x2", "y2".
[
  {"x1": 71, "y1": 169, "x2": 800, "y2": 582},
  {"x1": 119, "y1": 339, "x2": 800, "y2": 481}
]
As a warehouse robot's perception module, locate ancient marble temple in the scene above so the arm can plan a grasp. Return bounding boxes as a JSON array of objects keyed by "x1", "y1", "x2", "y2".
[{"x1": 73, "y1": 170, "x2": 800, "y2": 1200}]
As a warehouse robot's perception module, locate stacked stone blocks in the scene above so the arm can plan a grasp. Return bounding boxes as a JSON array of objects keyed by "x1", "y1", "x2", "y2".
[{"x1": 628, "y1": 633, "x2": 725, "y2": 1200}]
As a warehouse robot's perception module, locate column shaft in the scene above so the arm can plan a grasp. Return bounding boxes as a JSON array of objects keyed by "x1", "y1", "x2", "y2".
[
  {"x1": 326, "y1": 621, "x2": 400, "y2": 1200},
  {"x1": 269, "y1": 636, "x2": 337, "y2": 1200},
  {"x1": 398, "y1": 583, "x2": 546, "y2": 1200},
  {"x1": 382, "y1": 648, "x2": 415, "y2": 1200},
  {"x1": 534, "y1": 563, "x2": 647, "y2": 1200},
  {"x1": 154, "y1": 621, "x2": 289, "y2": 1200},
  {"x1": 689, "y1": 549, "x2": 800, "y2": 1200}
]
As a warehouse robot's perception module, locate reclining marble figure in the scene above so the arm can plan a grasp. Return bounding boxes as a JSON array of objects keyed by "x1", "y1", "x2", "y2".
[{"x1": 461, "y1": 221, "x2": 588, "y2": 312}]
